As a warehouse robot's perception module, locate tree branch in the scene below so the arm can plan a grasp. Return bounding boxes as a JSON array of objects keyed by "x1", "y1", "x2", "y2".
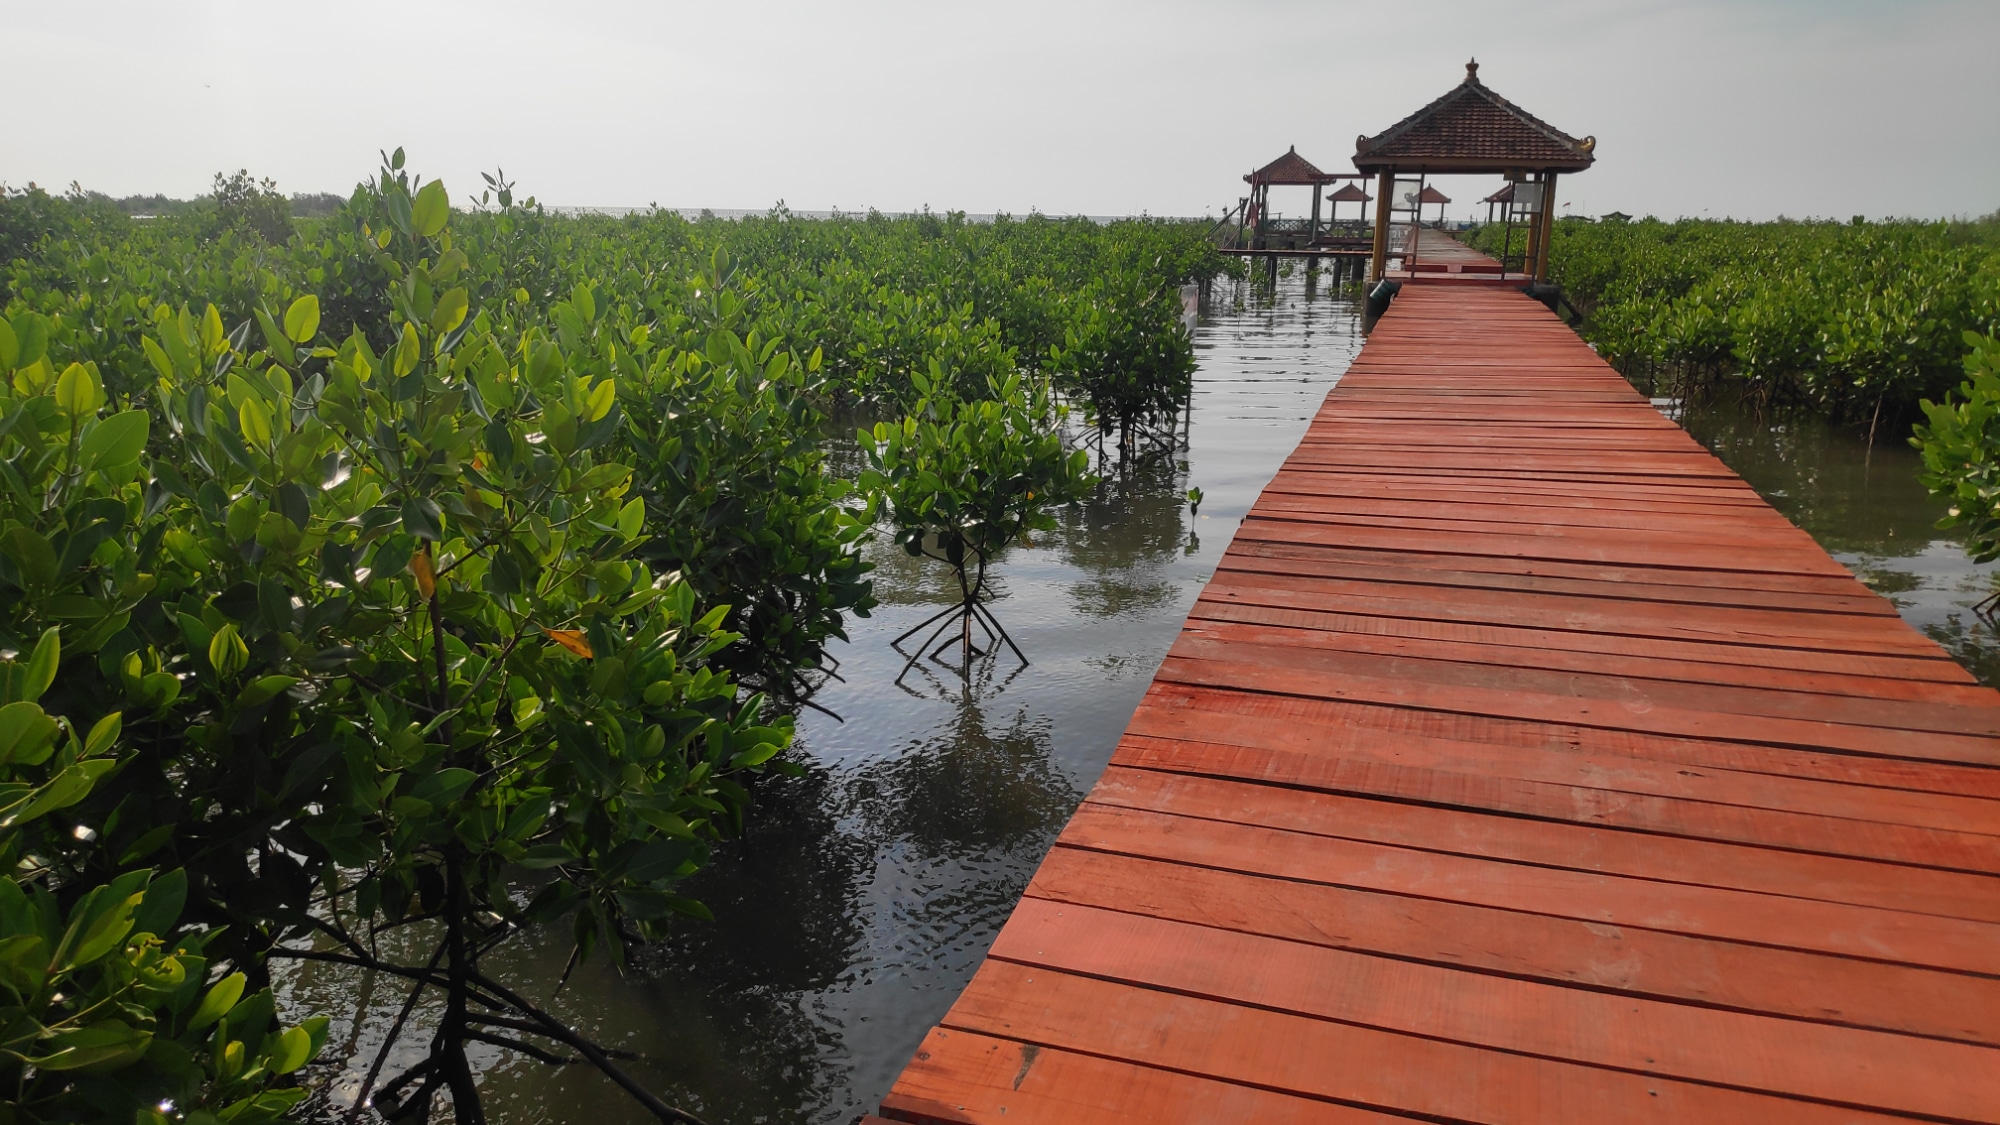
[{"x1": 463, "y1": 1029, "x2": 582, "y2": 1067}]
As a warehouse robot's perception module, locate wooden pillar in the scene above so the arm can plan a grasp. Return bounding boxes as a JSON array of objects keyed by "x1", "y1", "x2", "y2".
[
  {"x1": 1534, "y1": 172, "x2": 1560, "y2": 282},
  {"x1": 1369, "y1": 171, "x2": 1392, "y2": 282},
  {"x1": 1521, "y1": 174, "x2": 1544, "y2": 281},
  {"x1": 1309, "y1": 183, "x2": 1322, "y2": 242}
]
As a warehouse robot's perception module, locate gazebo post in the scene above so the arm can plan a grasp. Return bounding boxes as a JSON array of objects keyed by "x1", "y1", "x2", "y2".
[
  {"x1": 1370, "y1": 171, "x2": 1392, "y2": 282},
  {"x1": 1534, "y1": 172, "x2": 1560, "y2": 281},
  {"x1": 1310, "y1": 182, "x2": 1323, "y2": 243},
  {"x1": 1522, "y1": 174, "x2": 1544, "y2": 280}
]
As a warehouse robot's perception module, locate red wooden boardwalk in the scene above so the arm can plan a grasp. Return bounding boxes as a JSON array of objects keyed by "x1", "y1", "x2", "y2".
[{"x1": 875, "y1": 283, "x2": 2000, "y2": 1124}]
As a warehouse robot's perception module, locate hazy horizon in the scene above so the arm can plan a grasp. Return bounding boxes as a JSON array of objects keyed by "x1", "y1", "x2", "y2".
[{"x1": 9, "y1": 0, "x2": 1996, "y2": 224}]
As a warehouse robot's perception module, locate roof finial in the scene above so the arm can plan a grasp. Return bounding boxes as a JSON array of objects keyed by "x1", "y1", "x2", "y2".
[{"x1": 1466, "y1": 58, "x2": 1480, "y2": 83}]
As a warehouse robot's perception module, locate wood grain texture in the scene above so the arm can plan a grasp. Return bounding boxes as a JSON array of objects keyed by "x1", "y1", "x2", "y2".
[{"x1": 878, "y1": 283, "x2": 2000, "y2": 1122}]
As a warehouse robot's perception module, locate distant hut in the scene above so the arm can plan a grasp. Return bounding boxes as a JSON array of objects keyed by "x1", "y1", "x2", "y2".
[{"x1": 1416, "y1": 184, "x2": 1452, "y2": 226}]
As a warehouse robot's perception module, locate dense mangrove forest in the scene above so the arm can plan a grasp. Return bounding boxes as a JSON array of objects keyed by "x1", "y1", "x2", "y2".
[
  {"x1": 1469, "y1": 214, "x2": 2000, "y2": 439},
  {"x1": 0, "y1": 160, "x2": 1223, "y2": 1125},
  {"x1": 11, "y1": 152, "x2": 2000, "y2": 1125}
]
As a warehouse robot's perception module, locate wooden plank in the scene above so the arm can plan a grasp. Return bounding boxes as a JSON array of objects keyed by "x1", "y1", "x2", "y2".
[
  {"x1": 1115, "y1": 721, "x2": 2000, "y2": 871},
  {"x1": 1158, "y1": 647, "x2": 2000, "y2": 767},
  {"x1": 986, "y1": 899, "x2": 2000, "y2": 1119},
  {"x1": 879, "y1": 280, "x2": 2000, "y2": 1123},
  {"x1": 939, "y1": 962, "x2": 1919, "y2": 1125},
  {"x1": 1027, "y1": 846, "x2": 2000, "y2": 1044},
  {"x1": 1089, "y1": 766, "x2": 2000, "y2": 922},
  {"x1": 1179, "y1": 621, "x2": 2000, "y2": 737},
  {"x1": 879, "y1": 1028, "x2": 1395, "y2": 1125},
  {"x1": 1129, "y1": 681, "x2": 2000, "y2": 801},
  {"x1": 1055, "y1": 801, "x2": 2000, "y2": 974}
]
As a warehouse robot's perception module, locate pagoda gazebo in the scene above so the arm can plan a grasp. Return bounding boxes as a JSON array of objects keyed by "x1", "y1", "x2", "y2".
[
  {"x1": 1227, "y1": 146, "x2": 1373, "y2": 253},
  {"x1": 1354, "y1": 60, "x2": 1594, "y2": 282}
]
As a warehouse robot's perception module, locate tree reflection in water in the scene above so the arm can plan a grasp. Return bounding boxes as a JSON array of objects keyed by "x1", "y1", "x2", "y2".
[{"x1": 285, "y1": 269, "x2": 1369, "y2": 1125}]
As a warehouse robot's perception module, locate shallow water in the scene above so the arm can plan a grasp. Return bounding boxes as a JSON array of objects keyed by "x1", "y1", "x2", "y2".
[
  {"x1": 286, "y1": 268, "x2": 1365, "y2": 1125},
  {"x1": 1670, "y1": 399, "x2": 2000, "y2": 683},
  {"x1": 287, "y1": 276, "x2": 2000, "y2": 1125}
]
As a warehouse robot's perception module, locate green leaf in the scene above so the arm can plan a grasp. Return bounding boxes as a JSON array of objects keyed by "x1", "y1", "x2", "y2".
[
  {"x1": 199, "y1": 303, "x2": 225, "y2": 356},
  {"x1": 401, "y1": 498, "x2": 443, "y2": 541},
  {"x1": 70, "y1": 891, "x2": 143, "y2": 966},
  {"x1": 1, "y1": 528, "x2": 58, "y2": 589},
  {"x1": 511, "y1": 694, "x2": 544, "y2": 729},
  {"x1": 55, "y1": 362, "x2": 102, "y2": 416},
  {"x1": 235, "y1": 675, "x2": 298, "y2": 708},
  {"x1": 0, "y1": 316, "x2": 15, "y2": 371},
  {"x1": 82, "y1": 710, "x2": 121, "y2": 757},
  {"x1": 208, "y1": 623, "x2": 248, "y2": 679},
  {"x1": 23, "y1": 627, "x2": 59, "y2": 703},
  {"x1": 15, "y1": 759, "x2": 116, "y2": 824},
  {"x1": 429, "y1": 287, "x2": 469, "y2": 335},
  {"x1": 412, "y1": 180, "x2": 451, "y2": 238},
  {"x1": 266, "y1": 1025, "x2": 313, "y2": 1074},
  {"x1": 393, "y1": 321, "x2": 421, "y2": 377},
  {"x1": 132, "y1": 868, "x2": 188, "y2": 937},
  {"x1": 188, "y1": 971, "x2": 246, "y2": 1030},
  {"x1": 517, "y1": 844, "x2": 577, "y2": 869},
  {"x1": 238, "y1": 397, "x2": 273, "y2": 447},
  {"x1": 583, "y1": 377, "x2": 617, "y2": 423},
  {"x1": 79, "y1": 410, "x2": 149, "y2": 471},
  {"x1": 26, "y1": 1019, "x2": 152, "y2": 1071},
  {"x1": 616, "y1": 497, "x2": 645, "y2": 540},
  {"x1": 283, "y1": 294, "x2": 320, "y2": 343},
  {"x1": 729, "y1": 741, "x2": 781, "y2": 769},
  {"x1": 0, "y1": 701, "x2": 59, "y2": 765},
  {"x1": 12, "y1": 313, "x2": 47, "y2": 369}
]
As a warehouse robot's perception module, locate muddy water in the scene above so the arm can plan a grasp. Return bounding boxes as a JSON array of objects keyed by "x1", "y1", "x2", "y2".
[{"x1": 287, "y1": 276, "x2": 2000, "y2": 1125}]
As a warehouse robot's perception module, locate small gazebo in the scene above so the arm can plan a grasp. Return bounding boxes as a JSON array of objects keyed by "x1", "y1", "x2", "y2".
[
  {"x1": 1416, "y1": 184, "x2": 1452, "y2": 226},
  {"x1": 1242, "y1": 146, "x2": 1337, "y2": 247},
  {"x1": 1326, "y1": 181, "x2": 1373, "y2": 234},
  {"x1": 1354, "y1": 59, "x2": 1595, "y2": 281}
]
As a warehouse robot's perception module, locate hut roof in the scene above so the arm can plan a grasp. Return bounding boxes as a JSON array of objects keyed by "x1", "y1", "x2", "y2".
[
  {"x1": 1354, "y1": 61, "x2": 1595, "y2": 175},
  {"x1": 1417, "y1": 185, "x2": 1452, "y2": 204},
  {"x1": 1246, "y1": 146, "x2": 1334, "y2": 186},
  {"x1": 1327, "y1": 182, "x2": 1372, "y2": 203},
  {"x1": 1483, "y1": 183, "x2": 1516, "y2": 204}
]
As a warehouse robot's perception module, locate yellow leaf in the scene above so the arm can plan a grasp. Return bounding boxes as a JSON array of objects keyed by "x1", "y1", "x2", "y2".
[
  {"x1": 238, "y1": 398, "x2": 273, "y2": 447},
  {"x1": 54, "y1": 363, "x2": 101, "y2": 415},
  {"x1": 393, "y1": 322, "x2": 420, "y2": 377},
  {"x1": 583, "y1": 378, "x2": 616, "y2": 423},
  {"x1": 543, "y1": 629, "x2": 592, "y2": 659},
  {"x1": 409, "y1": 548, "x2": 436, "y2": 599},
  {"x1": 199, "y1": 304, "x2": 225, "y2": 356}
]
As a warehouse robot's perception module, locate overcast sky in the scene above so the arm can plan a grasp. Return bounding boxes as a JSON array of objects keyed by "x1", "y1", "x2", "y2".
[{"x1": 9, "y1": 1, "x2": 1996, "y2": 222}]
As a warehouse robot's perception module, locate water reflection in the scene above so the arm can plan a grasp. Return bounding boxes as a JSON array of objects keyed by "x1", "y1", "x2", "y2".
[
  {"x1": 292, "y1": 271, "x2": 1364, "y2": 1124},
  {"x1": 1671, "y1": 399, "x2": 2000, "y2": 684}
]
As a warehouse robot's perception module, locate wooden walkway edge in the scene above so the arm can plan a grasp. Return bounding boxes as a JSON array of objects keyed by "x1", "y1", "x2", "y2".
[{"x1": 874, "y1": 282, "x2": 2000, "y2": 1124}]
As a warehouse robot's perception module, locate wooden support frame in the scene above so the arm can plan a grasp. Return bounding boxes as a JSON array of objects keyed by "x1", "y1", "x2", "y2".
[
  {"x1": 1369, "y1": 171, "x2": 1392, "y2": 282},
  {"x1": 1534, "y1": 172, "x2": 1559, "y2": 282}
]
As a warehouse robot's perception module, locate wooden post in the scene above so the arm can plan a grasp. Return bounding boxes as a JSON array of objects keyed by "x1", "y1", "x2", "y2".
[
  {"x1": 1521, "y1": 174, "x2": 1544, "y2": 281},
  {"x1": 1369, "y1": 171, "x2": 1392, "y2": 282},
  {"x1": 1534, "y1": 172, "x2": 1560, "y2": 282},
  {"x1": 1309, "y1": 183, "x2": 1322, "y2": 243}
]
